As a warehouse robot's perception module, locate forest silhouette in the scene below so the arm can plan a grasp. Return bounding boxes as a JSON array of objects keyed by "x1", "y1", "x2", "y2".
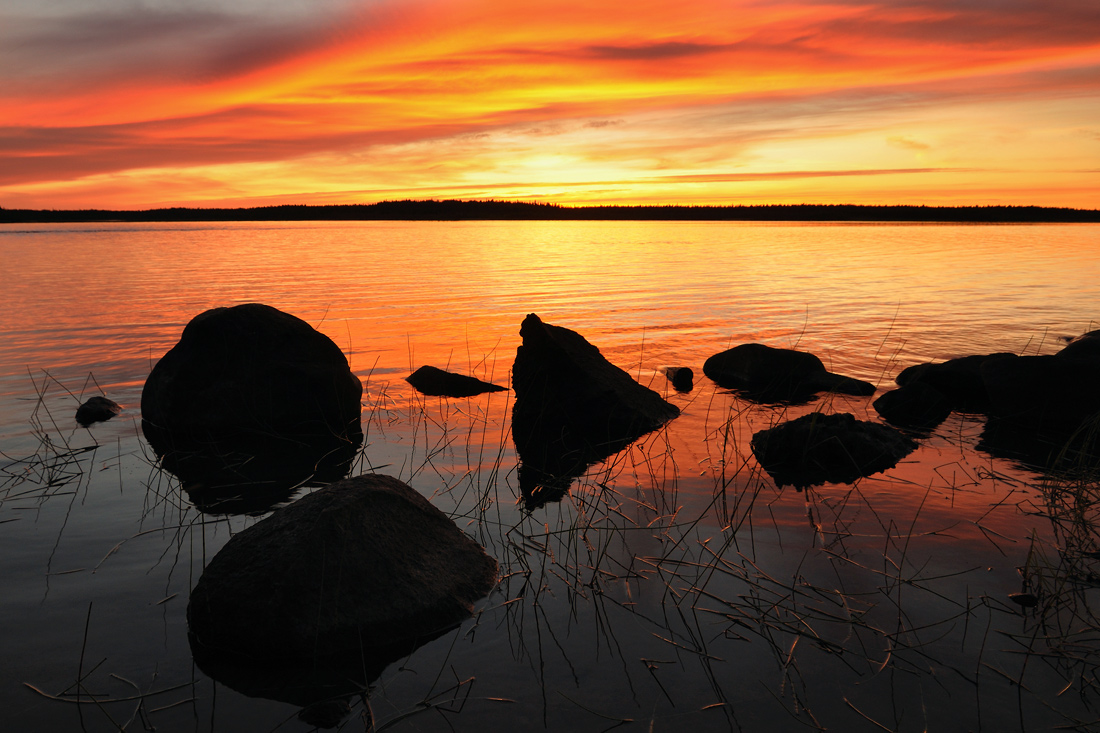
[{"x1": 3, "y1": 199, "x2": 1099, "y2": 223}]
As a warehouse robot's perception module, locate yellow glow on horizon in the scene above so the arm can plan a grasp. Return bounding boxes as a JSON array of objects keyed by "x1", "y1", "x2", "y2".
[{"x1": 1, "y1": 0, "x2": 1098, "y2": 209}]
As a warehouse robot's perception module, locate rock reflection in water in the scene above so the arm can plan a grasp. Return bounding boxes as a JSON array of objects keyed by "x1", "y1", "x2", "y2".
[
  {"x1": 190, "y1": 632, "x2": 438, "y2": 730},
  {"x1": 516, "y1": 435, "x2": 633, "y2": 510},
  {"x1": 978, "y1": 417, "x2": 1100, "y2": 479},
  {"x1": 145, "y1": 428, "x2": 361, "y2": 514},
  {"x1": 510, "y1": 313, "x2": 679, "y2": 510}
]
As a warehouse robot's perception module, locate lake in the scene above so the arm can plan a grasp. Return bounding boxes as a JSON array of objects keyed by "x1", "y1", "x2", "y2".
[{"x1": 2, "y1": 220, "x2": 1099, "y2": 731}]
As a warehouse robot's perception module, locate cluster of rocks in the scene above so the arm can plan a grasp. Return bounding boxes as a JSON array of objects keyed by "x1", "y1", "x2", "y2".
[
  {"x1": 695, "y1": 334, "x2": 1100, "y2": 486},
  {"x1": 131, "y1": 305, "x2": 502, "y2": 726},
  {"x1": 872, "y1": 331, "x2": 1100, "y2": 471},
  {"x1": 123, "y1": 301, "x2": 1098, "y2": 721},
  {"x1": 120, "y1": 302, "x2": 1100, "y2": 500}
]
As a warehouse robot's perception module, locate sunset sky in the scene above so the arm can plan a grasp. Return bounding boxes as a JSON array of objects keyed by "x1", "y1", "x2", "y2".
[{"x1": 2, "y1": 0, "x2": 1098, "y2": 210}]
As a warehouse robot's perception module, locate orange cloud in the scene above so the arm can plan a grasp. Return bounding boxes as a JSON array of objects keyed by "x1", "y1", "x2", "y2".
[{"x1": 1, "y1": 0, "x2": 1098, "y2": 209}]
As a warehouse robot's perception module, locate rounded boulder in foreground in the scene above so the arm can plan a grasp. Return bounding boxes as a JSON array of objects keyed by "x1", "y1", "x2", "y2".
[{"x1": 187, "y1": 474, "x2": 499, "y2": 663}]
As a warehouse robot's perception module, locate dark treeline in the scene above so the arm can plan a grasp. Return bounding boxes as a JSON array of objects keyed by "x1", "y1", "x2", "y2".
[{"x1": 3, "y1": 199, "x2": 1100, "y2": 223}]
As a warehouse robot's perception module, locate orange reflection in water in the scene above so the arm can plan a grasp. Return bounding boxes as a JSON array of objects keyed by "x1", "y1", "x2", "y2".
[{"x1": 3, "y1": 221, "x2": 1100, "y2": 731}]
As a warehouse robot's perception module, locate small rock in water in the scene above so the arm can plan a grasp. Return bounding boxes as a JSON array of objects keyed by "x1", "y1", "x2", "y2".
[
  {"x1": 704, "y1": 343, "x2": 874, "y2": 404},
  {"x1": 1008, "y1": 592, "x2": 1038, "y2": 608},
  {"x1": 665, "y1": 366, "x2": 694, "y2": 392},
  {"x1": 76, "y1": 396, "x2": 121, "y2": 426},
  {"x1": 406, "y1": 365, "x2": 507, "y2": 397},
  {"x1": 872, "y1": 383, "x2": 952, "y2": 432}
]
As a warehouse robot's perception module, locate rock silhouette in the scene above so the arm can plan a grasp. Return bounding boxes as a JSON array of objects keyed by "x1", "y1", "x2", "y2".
[
  {"x1": 872, "y1": 383, "x2": 953, "y2": 432},
  {"x1": 751, "y1": 412, "x2": 917, "y2": 488},
  {"x1": 75, "y1": 395, "x2": 121, "y2": 426},
  {"x1": 187, "y1": 474, "x2": 498, "y2": 664},
  {"x1": 511, "y1": 313, "x2": 679, "y2": 508},
  {"x1": 406, "y1": 365, "x2": 506, "y2": 397},
  {"x1": 141, "y1": 304, "x2": 363, "y2": 507},
  {"x1": 978, "y1": 334, "x2": 1100, "y2": 471},
  {"x1": 665, "y1": 366, "x2": 694, "y2": 392},
  {"x1": 1057, "y1": 329, "x2": 1100, "y2": 359},
  {"x1": 704, "y1": 343, "x2": 875, "y2": 403},
  {"x1": 895, "y1": 352, "x2": 1014, "y2": 413}
]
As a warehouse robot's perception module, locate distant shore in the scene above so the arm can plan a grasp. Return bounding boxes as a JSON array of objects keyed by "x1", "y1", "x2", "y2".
[{"x1": 3, "y1": 200, "x2": 1100, "y2": 223}]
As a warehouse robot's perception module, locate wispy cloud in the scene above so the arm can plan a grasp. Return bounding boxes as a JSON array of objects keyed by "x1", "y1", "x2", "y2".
[
  {"x1": 1, "y1": 0, "x2": 1097, "y2": 208},
  {"x1": 888, "y1": 136, "x2": 931, "y2": 151}
]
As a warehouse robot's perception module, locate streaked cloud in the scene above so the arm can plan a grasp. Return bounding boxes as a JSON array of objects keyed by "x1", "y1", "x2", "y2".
[
  {"x1": 888, "y1": 137, "x2": 931, "y2": 151},
  {"x1": 0, "y1": 0, "x2": 1097, "y2": 209}
]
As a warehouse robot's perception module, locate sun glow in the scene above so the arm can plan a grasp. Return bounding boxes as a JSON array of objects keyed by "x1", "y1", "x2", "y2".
[{"x1": 1, "y1": 0, "x2": 1098, "y2": 209}]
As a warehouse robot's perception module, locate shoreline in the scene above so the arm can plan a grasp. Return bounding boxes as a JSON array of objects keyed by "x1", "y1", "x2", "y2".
[{"x1": 3, "y1": 199, "x2": 1100, "y2": 224}]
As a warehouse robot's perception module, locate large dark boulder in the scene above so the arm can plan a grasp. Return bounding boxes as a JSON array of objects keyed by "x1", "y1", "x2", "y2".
[
  {"x1": 872, "y1": 382, "x2": 952, "y2": 432},
  {"x1": 511, "y1": 314, "x2": 680, "y2": 508},
  {"x1": 895, "y1": 353, "x2": 1015, "y2": 413},
  {"x1": 981, "y1": 354, "x2": 1100, "y2": 430},
  {"x1": 406, "y1": 365, "x2": 506, "y2": 397},
  {"x1": 76, "y1": 395, "x2": 121, "y2": 426},
  {"x1": 750, "y1": 412, "x2": 917, "y2": 489},
  {"x1": 978, "y1": 345, "x2": 1100, "y2": 471},
  {"x1": 141, "y1": 304, "x2": 363, "y2": 502},
  {"x1": 703, "y1": 343, "x2": 875, "y2": 403},
  {"x1": 187, "y1": 473, "x2": 498, "y2": 663}
]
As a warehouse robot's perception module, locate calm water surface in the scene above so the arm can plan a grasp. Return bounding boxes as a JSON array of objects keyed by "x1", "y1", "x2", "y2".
[{"x1": 2, "y1": 221, "x2": 1099, "y2": 731}]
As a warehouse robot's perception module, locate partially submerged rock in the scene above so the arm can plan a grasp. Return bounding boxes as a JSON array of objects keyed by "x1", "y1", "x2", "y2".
[
  {"x1": 872, "y1": 382, "x2": 952, "y2": 432},
  {"x1": 979, "y1": 343, "x2": 1100, "y2": 471},
  {"x1": 1057, "y1": 329, "x2": 1100, "y2": 360},
  {"x1": 751, "y1": 412, "x2": 917, "y2": 488},
  {"x1": 511, "y1": 313, "x2": 679, "y2": 507},
  {"x1": 703, "y1": 343, "x2": 874, "y2": 403},
  {"x1": 406, "y1": 365, "x2": 506, "y2": 397},
  {"x1": 76, "y1": 395, "x2": 121, "y2": 426},
  {"x1": 187, "y1": 473, "x2": 498, "y2": 663},
  {"x1": 665, "y1": 366, "x2": 694, "y2": 392},
  {"x1": 982, "y1": 354, "x2": 1100, "y2": 432},
  {"x1": 895, "y1": 353, "x2": 1014, "y2": 413},
  {"x1": 141, "y1": 304, "x2": 363, "y2": 502}
]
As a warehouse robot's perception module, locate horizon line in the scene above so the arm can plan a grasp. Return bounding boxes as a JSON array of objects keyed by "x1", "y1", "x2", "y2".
[{"x1": 3, "y1": 199, "x2": 1099, "y2": 224}]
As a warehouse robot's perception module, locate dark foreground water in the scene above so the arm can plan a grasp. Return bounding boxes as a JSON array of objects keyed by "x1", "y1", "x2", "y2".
[{"x1": 2, "y1": 221, "x2": 1100, "y2": 731}]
